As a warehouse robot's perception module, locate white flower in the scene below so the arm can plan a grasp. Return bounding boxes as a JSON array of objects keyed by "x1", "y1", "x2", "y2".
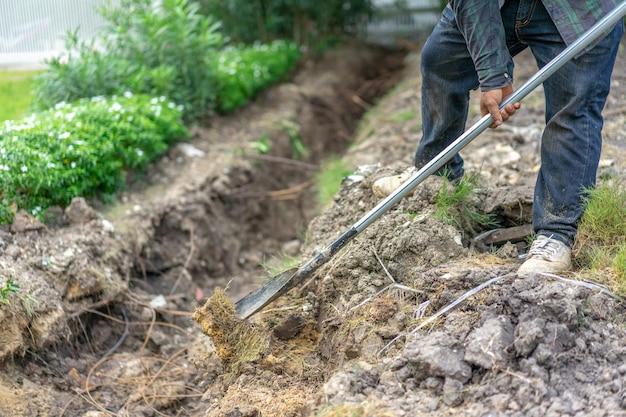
[
  {"x1": 150, "y1": 97, "x2": 158, "y2": 104},
  {"x1": 168, "y1": 102, "x2": 175, "y2": 109},
  {"x1": 0, "y1": 164, "x2": 8, "y2": 171},
  {"x1": 59, "y1": 132, "x2": 71, "y2": 139},
  {"x1": 136, "y1": 148, "x2": 144, "y2": 157},
  {"x1": 124, "y1": 91, "x2": 133, "y2": 98},
  {"x1": 110, "y1": 102, "x2": 122, "y2": 112},
  {"x1": 12, "y1": 136, "x2": 17, "y2": 141},
  {"x1": 70, "y1": 162, "x2": 76, "y2": 168},
  {"x1": 47, "y1": 162, "x2": 56, "y2": 168},
  {"x1": 21, "y1": 165, "x2": 28, "y2": 172},
  {"x1": 68, "y1": 145, "x2": 74, "y2": 151}
]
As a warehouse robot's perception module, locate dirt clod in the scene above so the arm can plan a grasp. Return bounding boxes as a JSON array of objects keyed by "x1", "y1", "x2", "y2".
[{"x1": 193, "y1": 287, "x2": 269, "y2": 364}]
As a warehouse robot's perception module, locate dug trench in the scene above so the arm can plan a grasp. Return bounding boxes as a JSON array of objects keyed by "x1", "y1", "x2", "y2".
[
  {"x1": 2, "y1": 38, "x2": 626, "y2": 417},
  {"x1": 0, "y1": 41, "x2": 408, "y2": 416}
]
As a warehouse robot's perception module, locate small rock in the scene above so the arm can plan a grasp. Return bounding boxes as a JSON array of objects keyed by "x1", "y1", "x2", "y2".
[
  {"x1": 65, "y1": 197, "x2": 99, "y2": 225},
  {"x1": 281, "y1": 239, "x2": 301, "y2": 256},
  {"x1": 464, "y1": 316, "x2": 514, "y2": 369},
  {"x1": 224, "y1": 407, "x2": 259, "y2": 417},
  {"x1": 272, "y1": 314, "x2": 305, "y2": 340},
  {"x1": 10, "y1": 210, "x2": 46, "y2": 233},
  {"x1": 442, "y1": 378, "x2": 464, "y2": 407}
]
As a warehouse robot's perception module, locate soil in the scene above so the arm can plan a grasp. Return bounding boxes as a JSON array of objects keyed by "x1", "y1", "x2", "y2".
[{"x1": 1, "y1": 36, "x2": 626, "y2": 417}]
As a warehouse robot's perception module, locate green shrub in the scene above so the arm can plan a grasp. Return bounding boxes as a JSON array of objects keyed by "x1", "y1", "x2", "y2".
[
  {"x1": 33, "y1": 0, "x2": 302, "y2": 121},
  {"x1": 0, "y1": 94, "x2": 187, "y2": 223},
  {"x1": 213, "y1": 40, "x2": 301, "y2": 113},
  {"x1": 33, "y1": 32, "x2": 135, "y2": 111},
  {"x1": 34, "y1": 0, "x2": 224, "y2": 121}
]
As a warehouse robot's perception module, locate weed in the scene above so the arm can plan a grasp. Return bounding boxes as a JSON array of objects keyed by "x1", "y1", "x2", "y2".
[
  {"x1": 250, "y1": 133, "x2": 272, "y2": 154},
  {"x1": 0, "y1": 277, "x2": 19, "y2": 305},
  {"x1": 261, "y1": 253, "x2": 300, "y2": 279},
  {"x1": 434, "y1": 171, "x2": 497, "y2": 235},
  {"x1": 404, "y1": 209, "x2": 420, "y2": 219},
  {"x1": 575, "y1": 181, "x2": 626, "y2": 293},
  {"x1": 282, "y1": 120, "x2": 309, "y2": 159},
  {"x1": 315, "y1": 156, "x2": 353, "y2": 208},
  {"x1": 21, "y1": 294, "x2": 39, "y2": 318}
]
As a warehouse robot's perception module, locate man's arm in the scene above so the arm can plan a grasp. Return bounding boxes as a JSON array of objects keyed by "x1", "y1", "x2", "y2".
[
  {"x1": 448, "y1": 0, "x2": 519, "y2": 127},
  {"x1": 448, "y1": 0, "x2": 513, "y2": 90}
]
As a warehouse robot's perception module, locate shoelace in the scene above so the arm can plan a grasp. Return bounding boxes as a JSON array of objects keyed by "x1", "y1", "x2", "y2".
[{"x1": 528, "y1": 237, "x2": 561, "y2": 260}]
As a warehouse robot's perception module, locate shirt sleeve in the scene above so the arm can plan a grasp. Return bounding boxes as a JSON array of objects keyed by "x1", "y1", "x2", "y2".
[{"x1": 448, "y1": 0, "x2": 514, "y2": 91}]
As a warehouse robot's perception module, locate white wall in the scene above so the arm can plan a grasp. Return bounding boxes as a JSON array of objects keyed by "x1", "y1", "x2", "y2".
[{"x1": 0, "y1": 0, "x2": 112, "y2": 68}]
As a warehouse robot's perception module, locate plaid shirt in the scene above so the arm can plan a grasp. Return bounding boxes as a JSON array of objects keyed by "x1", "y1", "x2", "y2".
[{"x1": 448, "y1": 0, "x2": 623, "y2": 91}]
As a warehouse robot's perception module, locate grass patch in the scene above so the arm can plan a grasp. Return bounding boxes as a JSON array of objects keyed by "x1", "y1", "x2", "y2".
[
  {"x1": 574, "y1": 181, "x2": 626, "y2": 293},
  {"x1": 315, "y1": 156, "x2": 353, "y2": 208},
  {"x1": 388, "y1": 110, "x2": 417, "y2": 122},
  {"x1": 261, "y1": 253, "x2": 300, "y2": 279},
  {"x1": 0, "y1": 70, "x2": 40, "y2": 122},
  {"x1": 434, "y1": 171, "x2": 497, "y2": 235}
]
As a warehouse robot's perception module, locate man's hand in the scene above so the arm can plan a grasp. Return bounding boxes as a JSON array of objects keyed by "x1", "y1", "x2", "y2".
[{"x1": 480, "y1": 84, "x2": 521, "y2": 128}]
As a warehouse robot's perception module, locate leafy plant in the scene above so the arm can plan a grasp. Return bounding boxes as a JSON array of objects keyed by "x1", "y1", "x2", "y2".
[
  {"x1": 34, "y1": 0, "x2": 302, "y2": 121},
  {"x1": 0, "y1": 93, "x2": 187, "y2": 223},
  {"x1": 32, "y1": 31, "x2": 135, "y2": 111},
  {"x1": 434, "y1": 171, "x2": 497, "y2": 235},
  {"x1": 34, "y1": 0, "x2": 224, "y2": 121},
  {"x1": 213, "y1": 40, "x2": 301, "y2": 113},
  {"x1": 0, "y1": 277, "x2": 19, "y2": 305},
  {"x1": 100, "y1": 0, "x2": 224, "y2": 120}
]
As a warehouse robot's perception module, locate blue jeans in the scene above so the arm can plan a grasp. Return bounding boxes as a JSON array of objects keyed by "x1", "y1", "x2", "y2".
[{"x1": 414, "y1": 0, "x2": 624, "y2": 246}]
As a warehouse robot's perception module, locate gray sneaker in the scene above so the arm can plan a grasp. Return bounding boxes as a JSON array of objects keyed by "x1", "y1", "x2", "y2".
[{"x1": 518, "y1": 235, "x2": 572, "y2": 274}]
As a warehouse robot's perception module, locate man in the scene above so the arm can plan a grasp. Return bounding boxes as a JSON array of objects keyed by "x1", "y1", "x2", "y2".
[{"x1": 376, "y1": 0, "x2": 624, "y2": 273}]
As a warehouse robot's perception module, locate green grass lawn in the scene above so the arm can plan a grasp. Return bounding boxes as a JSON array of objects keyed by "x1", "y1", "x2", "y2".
[{"x1": 0, "y1": 70, "x2": 40, "y2": 122}]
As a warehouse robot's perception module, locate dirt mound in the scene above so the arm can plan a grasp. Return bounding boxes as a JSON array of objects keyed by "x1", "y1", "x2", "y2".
[{"x1": 2, "y1": 38, "x2": 626, "y2": 417}]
